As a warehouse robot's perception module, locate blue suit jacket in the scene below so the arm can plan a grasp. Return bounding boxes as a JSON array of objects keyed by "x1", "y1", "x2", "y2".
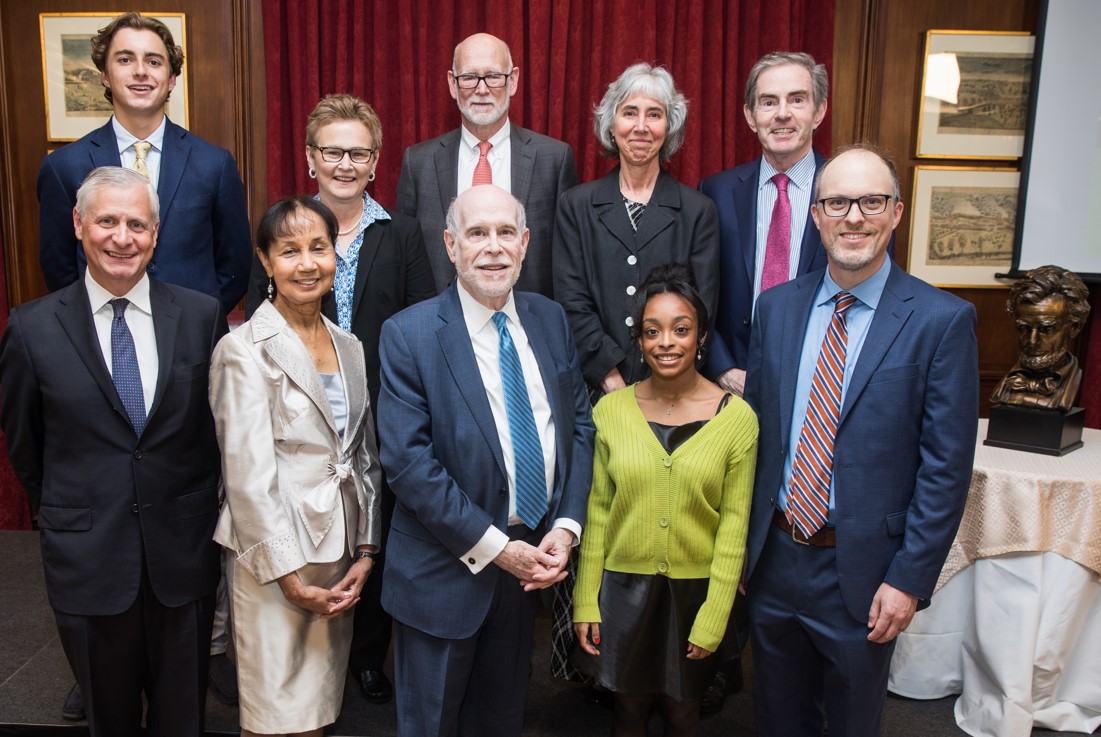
[
  {"x1": 743, "y1": 263, "x2": 978, "y2": 622},
  {"x1": 377, "y1": 285, "x2": 594, "y2": 639},
  {"x1": 698, "y1": 151, "x2": 828, "y2": 378},
  {"x1": 37, "y1": 119, "x2": 252, "y2": 311}
]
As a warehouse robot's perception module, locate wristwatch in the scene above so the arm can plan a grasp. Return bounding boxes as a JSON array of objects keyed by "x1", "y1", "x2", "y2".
[{"x1": 354, "y1": 550, "x2": 378, "y2": 561}]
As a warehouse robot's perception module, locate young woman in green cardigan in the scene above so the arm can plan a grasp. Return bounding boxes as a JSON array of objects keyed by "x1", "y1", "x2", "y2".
[{"x1": 573, "y1": 263, "x2": 759, "y2": 737}]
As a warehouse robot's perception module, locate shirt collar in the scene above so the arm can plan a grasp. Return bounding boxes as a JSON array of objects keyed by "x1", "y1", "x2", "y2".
[
  {"x1": 817, "y1": 255, "x2": 892, "y2": 310},
  {"x1": 112, "y1": 115, "x2": 167, "y2": 155},
  {"x1": 460, "y1": 119, "x2": 511, "y2": 152},
  {"x1": 85, "y1": 271, "x2": 153, "y2": 315},
  {"x1": 456, "y1": 280, "x2": 519, "y2": 335},
  {"x1": 759, "y1": 148, "x2": 816, "y2": 193}
]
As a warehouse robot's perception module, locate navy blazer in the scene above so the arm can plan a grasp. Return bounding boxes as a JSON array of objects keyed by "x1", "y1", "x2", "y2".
[
  {"x1": 37, "y1": 119, "x2": 252, "y2": 311},
  {"x1": 743, "y1": 264, "x2": 978, "y2": 622},
  {"x1": 698, "y1": 151, "x2": 828, "y2": 378},
  {"x1": 376, "y1": 285, "x2": 594, "y2": 639},
  {"x1": 0, "y1": 278, "x2": 226, "y2": 616},
  {"x1": 395, "y1": 124, "x2": 578, "y2": 297}
]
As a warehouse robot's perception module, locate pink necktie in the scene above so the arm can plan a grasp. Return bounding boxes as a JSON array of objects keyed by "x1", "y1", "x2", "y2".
[
  {"x1": 472, "y1": 141, "x2": 493, "y2": 186},
  {"x1": 760, "y1": 173, "x2": 791, "y2": 292},
  {"x1": 786, "y1": 292, "x2": 858, "y2": 537}
]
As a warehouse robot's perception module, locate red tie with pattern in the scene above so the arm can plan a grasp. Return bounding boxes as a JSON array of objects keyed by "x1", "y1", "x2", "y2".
[
  {"x1": 786, "y1": 291, "x2": 858, "y2": 537},
  {"x1": 760, "y1": 173, "x2": 791, "y2": 292},
  {"x1": 472, "y1": 141, "x2": 493, "y2": 186}
]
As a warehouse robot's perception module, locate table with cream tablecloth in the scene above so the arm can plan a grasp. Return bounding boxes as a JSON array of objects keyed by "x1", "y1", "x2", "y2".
[{"x1": 888, "y1": 420, "x2": 1101, "y2": 737}]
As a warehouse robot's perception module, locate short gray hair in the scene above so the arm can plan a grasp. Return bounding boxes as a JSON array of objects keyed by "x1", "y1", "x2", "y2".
[
  {"x1": 445, "y1": 187, "x2": 527, "y2": 239},
  {"x1": 745, "y1": 51, "x2": 829, "y2": 110},
  {"x1": 75, "y1": 166, "x2": 160, "y2": 224},
  {"x1": 593, "y1": 62, "x2": 688, "y2": 163}
]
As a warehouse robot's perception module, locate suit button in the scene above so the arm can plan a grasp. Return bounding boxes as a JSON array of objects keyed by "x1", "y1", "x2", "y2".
[
  {"x1": 133, "y1": 450, "x2": 143, "y2": 459},
  {"x1": 467, "y1": 557, "x2": 476, "y2": 565},
  {"x1": 131, "y1": 503, "x2": 139, "y2": 513},
  {"x1": 743, "y1": 317, "x2": 751, "y2": 326},
  {"x1": 499, "y1": 489, "x2": 508, "y2": 498}
]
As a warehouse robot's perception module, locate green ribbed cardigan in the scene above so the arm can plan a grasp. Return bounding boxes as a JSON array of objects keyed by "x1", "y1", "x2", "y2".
[{"x1": 573, "y1": 384, "x2": 758, "y2": 652}]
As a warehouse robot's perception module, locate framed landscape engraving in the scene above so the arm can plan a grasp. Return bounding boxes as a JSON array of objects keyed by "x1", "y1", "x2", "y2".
[
  {"x1": 916, "y1": 31, "x2": 1034, "y2": 159},
  {"x1": 908, "y1": 166, "x2": 1020, "y2": 287},
  {"x1": 40, "y1": 13, "x2": 188, "y2": 142}
]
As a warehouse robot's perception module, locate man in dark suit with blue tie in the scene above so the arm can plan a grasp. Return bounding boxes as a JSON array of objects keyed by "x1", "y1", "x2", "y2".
[
  {"x1": 37, "y1": 12, "x2": 251, "y2": 313},
  {"x1": 396, "y1": 33, "x2": 578, "y2": 297},
  {"x1": 377, "y1": 184, "x2": 594, "y2": 737},
  {"x1": 0, "y1": 167, "x2": 226, "y2": 737},
  {"x1": 743, "y1": 146, "x2": 979, "y2": 736},
  {"x1": 699, "y1": 51, "x2": 830, "y2": 398}
]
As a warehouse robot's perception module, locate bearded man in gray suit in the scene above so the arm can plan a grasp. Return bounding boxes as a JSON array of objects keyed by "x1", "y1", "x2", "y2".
[{"x1": 396, "y1": 32, "x2": 578, "y2": 297}]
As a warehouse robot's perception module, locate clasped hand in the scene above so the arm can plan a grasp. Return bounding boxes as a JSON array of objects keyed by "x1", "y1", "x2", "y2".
[
  {"x1": 277, "y1": 556, "x2": 374, "y2": 619},
  {"x1": 494, "y1": 527, "x2": 573, "y2": 591}
]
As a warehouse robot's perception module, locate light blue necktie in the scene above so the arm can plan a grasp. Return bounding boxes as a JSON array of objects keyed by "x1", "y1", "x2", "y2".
[
  {"x1": 492, "y1": 311, "x2": 547, "y2": 529},
  {"x1": 110, "y1": 298, "x2": 146, "y2": 435}
]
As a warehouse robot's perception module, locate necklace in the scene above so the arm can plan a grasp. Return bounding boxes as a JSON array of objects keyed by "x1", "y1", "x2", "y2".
[
  {"x1": 337, "y1": 202, "x2": 366, "y2": 236},
  {"x1": 646, "y1": 378, "x2": 703, "y2": 418}
]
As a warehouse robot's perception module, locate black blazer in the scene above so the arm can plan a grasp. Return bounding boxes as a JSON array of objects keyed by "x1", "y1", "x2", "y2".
[
  {"x1": 246, "y1": 208, "x2": 436, "y2": 408},
  {"x1": 0, "y1": 279, "x2": 227, "y2": 616},
  {"x1": 553, "y1": 166, "x2": 720, "y2": 387}
]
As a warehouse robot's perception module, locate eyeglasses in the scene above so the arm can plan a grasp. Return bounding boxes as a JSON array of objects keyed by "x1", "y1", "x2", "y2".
[
  {"x1": 451, "y1": 71, "x2": 512, "y2": 89},
  {"x1": 816, "y1": 194, "x2": 894, "y2": 217},
  {"x1": 310, "y1": 145, "x2": 377, "y2": 164}
]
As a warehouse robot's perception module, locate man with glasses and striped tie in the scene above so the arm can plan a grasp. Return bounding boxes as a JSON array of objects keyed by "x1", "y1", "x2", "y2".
[
  {"x1": 742, "y1": 145, "x2": 979, "y2": 737},
  {"x1": 376, "y1": 184, "x2": 593, "y2": 737}
]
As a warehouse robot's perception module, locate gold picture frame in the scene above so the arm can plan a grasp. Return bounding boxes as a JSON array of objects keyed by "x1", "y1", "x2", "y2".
[
  {"x1": 908, "y1": 166, "x2": 1020, "y2": 287},
  {"x1": 916, "y1": 31, "x2": 1034, "y2": 160},
  {"x1": 39, "y1": 12, "x2": 188, "y2": 142}
]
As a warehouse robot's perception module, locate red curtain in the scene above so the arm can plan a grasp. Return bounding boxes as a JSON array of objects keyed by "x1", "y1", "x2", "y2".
[{"x1": 263, "y1": 0, "x2": 836, "y2": 208}]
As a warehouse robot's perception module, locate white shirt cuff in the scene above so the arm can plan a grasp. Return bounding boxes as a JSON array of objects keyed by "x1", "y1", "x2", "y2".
[
  {"x1": 461, "y1": 525, "x2": 509, "y2": 574},
  {"x1": 552, "y1": 518, "x2": 582, "y2": 546}
]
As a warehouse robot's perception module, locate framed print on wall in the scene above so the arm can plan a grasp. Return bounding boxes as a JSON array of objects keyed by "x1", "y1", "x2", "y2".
[
  {"x1": 908, "y1": 166, "x2": 1020, "y2": 287},
  {"x1": 916, "y1": 31, "x2": 1034, "y2": 160},
  {"x1": 40, "y1": 12, "x2": 188, "y2": 142}
]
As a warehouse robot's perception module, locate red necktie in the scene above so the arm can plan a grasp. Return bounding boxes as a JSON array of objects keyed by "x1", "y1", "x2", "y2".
[
  {"x1": 472, "y1": 141, "x2": 493, "y2": 186},
  {"x1": 760, "y1": 173, "x2": 791, "y2": 292},
  {"x1": 787, "y1": 292, "x2": 858, "y2": 537}
]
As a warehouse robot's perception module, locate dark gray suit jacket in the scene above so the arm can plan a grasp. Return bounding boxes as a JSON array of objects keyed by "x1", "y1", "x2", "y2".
[{"x1": 395, "y1": 124, "x2": 578, "y2": 297}]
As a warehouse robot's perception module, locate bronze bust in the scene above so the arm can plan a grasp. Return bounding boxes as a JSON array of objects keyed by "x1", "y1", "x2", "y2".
[{"x1": 990, "y1": 265, "x2": 1090, "y2": 411}]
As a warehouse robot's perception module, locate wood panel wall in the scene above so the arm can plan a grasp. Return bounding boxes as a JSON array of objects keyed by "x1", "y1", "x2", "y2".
[
  {"x1": 831, "y1": 0, "x2": 1053, "y2": 416},
  {"x1": 0, "y1": 0, "x2": 266, "y2": 308}
]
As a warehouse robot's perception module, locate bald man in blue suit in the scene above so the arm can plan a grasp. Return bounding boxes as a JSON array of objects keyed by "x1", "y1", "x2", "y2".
[{"x1": 743, "y1": 146, "x2": 978, "y2": 737}]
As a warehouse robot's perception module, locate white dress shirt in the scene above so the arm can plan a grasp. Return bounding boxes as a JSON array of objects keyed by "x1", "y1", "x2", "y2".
[
  {"x1": 86, "y1": 271, "x2": 159, "y2": 414},
  {"x1": 455, "y1": 283, "x2": 580, "y2": 573},
  {"x1": 113, "y1": 115, "x2": 168, "y2": 190},
  {"x1": 457, "y1": 120, "x2": 512, "y2": 196}
]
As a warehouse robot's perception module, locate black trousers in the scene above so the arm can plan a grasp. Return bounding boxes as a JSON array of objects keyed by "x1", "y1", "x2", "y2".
[{"x1": 54, "y1": 568, "x2": 215, "y2": 737}]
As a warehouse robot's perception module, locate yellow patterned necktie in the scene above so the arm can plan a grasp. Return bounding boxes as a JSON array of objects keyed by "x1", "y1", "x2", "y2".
[{"x1": 132, "y1": 141, "x2": 152, "y2": 179}]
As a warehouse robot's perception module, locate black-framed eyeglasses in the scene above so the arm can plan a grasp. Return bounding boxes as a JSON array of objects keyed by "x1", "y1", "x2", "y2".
[
  {"x1": 310, "y1": 145, "x2": 377, "y2": 164},
  {"x1": 816, "y1": 194, "x2": 894, "y2": 217},
  {"x1": 451, "y1": 71, "x2": 513, "y2": 89}
]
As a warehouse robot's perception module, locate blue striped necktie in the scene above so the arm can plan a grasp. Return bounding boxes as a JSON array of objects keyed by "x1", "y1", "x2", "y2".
[
  {"x1": 110, "y1": 298, "x2": 146, "y2": 435},
  {"x1": 492, "y1": 311, "x2": 547, "y2": 529}
]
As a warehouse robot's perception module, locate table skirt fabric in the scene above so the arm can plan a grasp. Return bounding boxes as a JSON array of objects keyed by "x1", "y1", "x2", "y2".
[{"x1": 889, "y1": 551, "x2": 1101, "y2": 737}]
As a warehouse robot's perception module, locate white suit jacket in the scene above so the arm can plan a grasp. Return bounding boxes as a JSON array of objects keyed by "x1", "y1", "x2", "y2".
[{"x1": 211, "y1": 300, "x2": 382, "y2": 584}]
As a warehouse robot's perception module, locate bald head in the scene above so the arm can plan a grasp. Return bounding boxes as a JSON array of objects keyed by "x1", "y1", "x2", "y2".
[{"x1": 449, "y1": 33, "x2": 519, "y2": 138}]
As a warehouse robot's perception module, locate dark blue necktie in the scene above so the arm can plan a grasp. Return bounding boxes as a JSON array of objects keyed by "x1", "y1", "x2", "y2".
[
  {"x1": 492, "y1": 312, "x2": 547, "y2": 529},
  {"x1": 110, "y1": 298, "x2": 146, "y2": 435}
]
